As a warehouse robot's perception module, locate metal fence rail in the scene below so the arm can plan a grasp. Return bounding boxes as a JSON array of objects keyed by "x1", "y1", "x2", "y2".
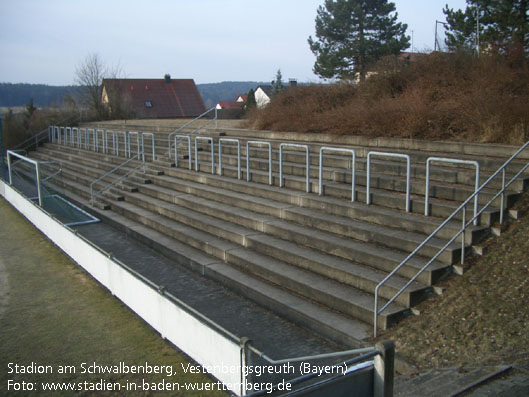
[
  {"x1": 373, "y1": 140, "x2": 529, "y2": 337},
  {"x1": 195, "y1": 136, "x2": 215, "y2": 174},
  {"x1": 425, "y1": 157, "x2": 480, "y2": 225},
  {"x1": 319, "y1": 147, "x2": 356, "y2": 201},
  {"x1": 173, "y1": 134, "x2": 192, "y2": 170},
  {"x1": 246, "y1": 141, "x2": 272, "y2": 185},
  {"x1": 279, "y1": 143, "x2": 310, "y2": 193},
  {"x1": 219, "y1": 138, "x2": 241, "y2": 179},
  {"x1": 366, "y1": 151, "x2": 411, "y2": 212}
]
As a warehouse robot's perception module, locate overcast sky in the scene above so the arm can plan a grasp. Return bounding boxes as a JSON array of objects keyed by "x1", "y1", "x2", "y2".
[{"x1": 0, "y1": 0, "x2": 468, "y2": 86}]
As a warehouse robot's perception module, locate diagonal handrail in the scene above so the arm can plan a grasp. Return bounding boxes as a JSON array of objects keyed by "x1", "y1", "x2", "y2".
[
  {"x1": 167, "y1": 107, "x2": 217, "y2": 159},
  {"x1": 90, "y1": 152, "x2": 145, "y2": 206},
  {"x1": 373, "y1": 140, "x2": 529, "y2": 337}
]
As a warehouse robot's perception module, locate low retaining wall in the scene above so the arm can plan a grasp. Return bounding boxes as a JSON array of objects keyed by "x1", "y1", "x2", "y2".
[{"x1": 0, "y1": 180, "x2": 246, "y2": 396}]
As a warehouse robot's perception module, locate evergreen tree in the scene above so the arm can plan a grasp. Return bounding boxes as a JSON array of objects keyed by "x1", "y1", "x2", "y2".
[
  {"x1": 444, "y1": 0, "x2": 529, "y2": 59},
  {"x1": 271, "y1": 69, "x2": 284, "y2": 94},
  {"x1": 245, "y1": 88, "x2": 257, "y2": 111},
  {"x1": 308, "y1": 0, "x2": 409, "y2": 80}
]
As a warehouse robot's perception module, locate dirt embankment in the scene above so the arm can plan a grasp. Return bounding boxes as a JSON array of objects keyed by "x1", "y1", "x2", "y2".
[{"x1": 377, "y1": 193, "x2": 529, "y2": 370}]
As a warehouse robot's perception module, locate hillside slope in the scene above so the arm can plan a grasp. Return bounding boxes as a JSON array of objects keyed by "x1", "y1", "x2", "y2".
[
  {"x1": 247, "y1": 52, "x2": 529, "y2": 145},
  {"x1": 377, "y1": 193, "x2": 529, "y2": 370}
]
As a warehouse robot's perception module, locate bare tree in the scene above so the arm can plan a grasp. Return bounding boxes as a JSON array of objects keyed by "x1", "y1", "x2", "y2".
[{"x1": 74, "y1": 53, "x2": 123, "y2": 120}]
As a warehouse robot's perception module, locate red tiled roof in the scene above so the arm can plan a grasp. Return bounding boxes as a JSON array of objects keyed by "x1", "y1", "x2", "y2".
[
  {"x1": 236, "y1": 94, "x2": 248, "y2": 102},
  {"x1": 102, "y1": 78, "x2": 205, "y2": 118},
  {"x1": 217, "y1": 101, "x2": 244, "y2": 110}
]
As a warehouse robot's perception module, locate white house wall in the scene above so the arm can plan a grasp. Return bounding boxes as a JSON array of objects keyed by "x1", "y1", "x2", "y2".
[{"x1": 255, "y1": 88, "x2": 270, "y2": 108}]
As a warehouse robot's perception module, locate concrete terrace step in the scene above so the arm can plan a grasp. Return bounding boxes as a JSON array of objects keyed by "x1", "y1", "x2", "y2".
[
  {"x1": 115, "y1": 186, "x2": 429, "y2": 306},
  {"x1": 121, "y1": 176, "x2": 463, "y2": 266},
  {"x1": 197, "y1": 148, "x2": 519, "y2": 209},
  {"x1": 209, "y1": 141, "x2": 528, "y2": 192},
  {"x1": 41, "y1": 142, "x2": 514, "y2": 226},
  {"x1": 33, "y1": 153, "x2": 423, "y2": 324},
  {"x1": 105, "y1": 197, "x2": 407, "y2": 330},
  {"x1": 166, "y1": 156, "x2": 500, "y2": 228},
  {"x1": 30, "y1": 132, "x2": 526, "y2": 341},
  {"x1": 149, "y1": 163, "x2": 485, "y2": 244},
  {"x1": 31, "y1": 146, "x2": 480, "y2": 276},
  {"x1": 119, "y1": 188, "x2": 434, "y2": 296},
  {"x1": 48, "y1": 184, "x2": 373, "y2": 346},
  {"x1": 216, "y1": 128, "x2": 529, "y2": 172}
]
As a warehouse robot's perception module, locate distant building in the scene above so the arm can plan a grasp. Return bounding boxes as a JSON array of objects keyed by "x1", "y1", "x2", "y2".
[
  {"x1": 215, "y1": 94, "x2": 247, "y2": 119},
  {"x1": 254, "y1": 85, "x2": 274, "y2": 108},
  {"x1": 255, "y1": 80, "x2": 297, "y2": 108},
  {"x1": 215, "y1": 101, "x2": 244, "y2": 110},
  {"x1": 235, "y1": 94, "x2": 248, "y2": 103},
  {"x1": 101, "y1": 75, "x2": 205, "y2": 118}
]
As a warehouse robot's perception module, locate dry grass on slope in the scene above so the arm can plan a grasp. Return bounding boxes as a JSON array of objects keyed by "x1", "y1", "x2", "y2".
[
  {"x1": 247, "y1": 52, "x2": 529, "y2": 145},
  {"x1": 375, "y1": 193, "x2": 529, "y2": 371}
]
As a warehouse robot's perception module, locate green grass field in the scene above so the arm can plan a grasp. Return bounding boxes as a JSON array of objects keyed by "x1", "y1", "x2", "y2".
[{"x1": 0, "y1": 198, "x2": 228, "y2": 396}]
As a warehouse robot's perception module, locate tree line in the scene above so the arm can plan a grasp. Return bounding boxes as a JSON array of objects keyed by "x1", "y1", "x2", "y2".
[
  {"x1": 0, "y1": 83, "x2": 79, "y2": 108},
  {"x1": 309, "y1": 0, "x2": 528, "y2": 81}
]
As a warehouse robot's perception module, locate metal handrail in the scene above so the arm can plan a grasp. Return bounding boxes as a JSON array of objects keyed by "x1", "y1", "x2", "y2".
[
  {"x1": 194, "y1": 136, "x2": 215, "y2": 174},
  {"x1": 249, "y1": 345, "x2": 375, "y2": 365},
  {"x1": 246, "y1": 141, "x2": 273, "y2": 185},
  {"x1": 173, "y1": 135, "x2": 192, "y2": 169},
  {"x1": 218, "y1": 138, "x2": 241, "y2": 179},
  {"x1": 319, "y1": 147, "x2": 356, "y2": 201},
  {"x1": 127, "y1": 131, "x2": 141, "y2": 158},
  {"x1": 367, "y1": 151, "x2": 411, "y2": 212},
  {"x1": 425, "y1": 157, "x2": 480, "y2": 226},
  {"x1": 90, "y1": 152, "x2": 145, "y2": 206},
  {"x1": 39, "y1": 161, "x2": 62, "y2": 183},
  {"x1": 167, "y1": 107, "x2": 217, "y2": 159},
  {"x1": 373, "y1": 140, "x2": 529, "y2": 337},
  {"x1": 142, "y1": 132, "x2": 156, "y2": 161},
  {"x1": 279, "y1": 143, "x2": 310, "y2": 193}
]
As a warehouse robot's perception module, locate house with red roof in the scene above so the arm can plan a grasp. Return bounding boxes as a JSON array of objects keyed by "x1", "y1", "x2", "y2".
[{"x1": 101, "y1": 75, "x2": 205, "y2": 118}]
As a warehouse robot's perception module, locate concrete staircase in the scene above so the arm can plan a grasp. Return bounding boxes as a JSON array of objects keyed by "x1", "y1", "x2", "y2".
[{"x1": 28, "y1": 125, "x2": 529, "y2": 346}]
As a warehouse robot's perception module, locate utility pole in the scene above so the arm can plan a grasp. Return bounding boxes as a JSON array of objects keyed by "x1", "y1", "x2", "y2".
[
  {"x1": 476, "y1": 5, "x2": 480, "y2": 55},
  {"x1": 0, "y1": 118, "x2": 5, "y2": 180}
]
